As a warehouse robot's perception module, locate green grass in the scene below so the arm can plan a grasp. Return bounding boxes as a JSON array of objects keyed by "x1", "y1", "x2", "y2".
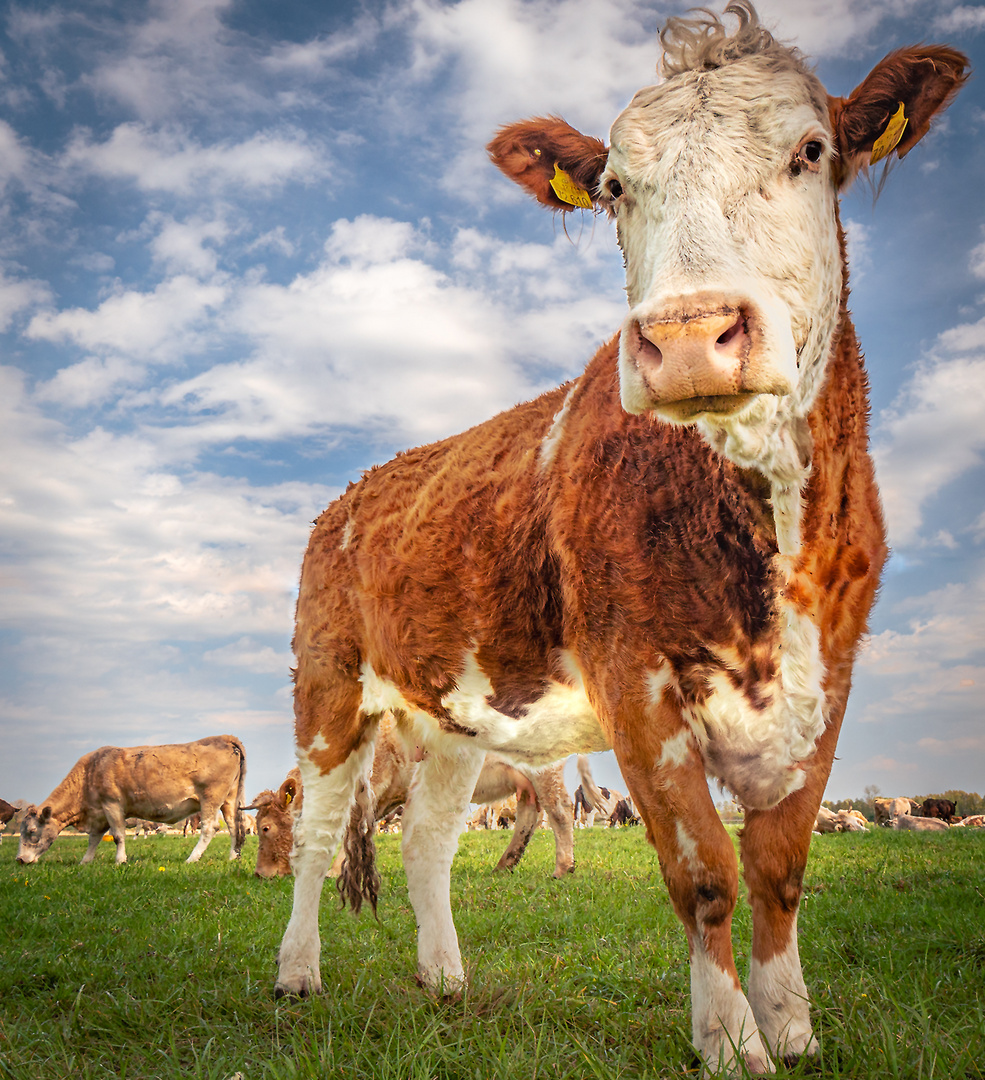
[{"x1": 1, "y1": 827, "x2": 983, "y2": 1079}]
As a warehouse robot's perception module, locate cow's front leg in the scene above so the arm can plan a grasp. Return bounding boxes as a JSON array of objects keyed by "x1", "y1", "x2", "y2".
[
  {"x1": 81, "y1": 830, "x2": 105, "y2": 864},
  {"x1": 186, "y1": 807, "x2": 219, "y2": 862},
  {"x1": 401, "y1": 742, "x2": 485, "y2": 993},
  {"x1": 742, "y1": 778, "x2": 826, "y2": 1062},
  {"x1": 100, "y1": 808, "x2": 129, "y2": 864},
  {"x1": 614, "y1": 712, "x2": 771, "y2": 1077}
]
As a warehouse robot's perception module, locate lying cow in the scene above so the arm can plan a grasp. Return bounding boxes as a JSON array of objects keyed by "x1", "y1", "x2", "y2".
[
  {"x1": 894, "y1": 814, "x2": 949, "y2": 832},
  {"x1": 573, "y1": 755, "x2": 624, "y2": 828},
  {"x1": 953, "y1": 815, "x2": 985, "y2": 828},
  {"x1": 17, "y1": 736, "x2": 247, "y2": 865},
  {"x1": 272, "y1": 5, "x2": 966, "y2": 1074}
]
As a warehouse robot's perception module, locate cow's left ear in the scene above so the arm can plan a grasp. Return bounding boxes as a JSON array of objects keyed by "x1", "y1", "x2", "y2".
[
  {"x1": 487, "y1": 116, "x2": 608, "y2": 211},
  {"x1": 830, "y1": 45, "x2": 970, "y2": 187},
  {"x1": 279, "y1": 776, "x2": 298, "y2": 808}
]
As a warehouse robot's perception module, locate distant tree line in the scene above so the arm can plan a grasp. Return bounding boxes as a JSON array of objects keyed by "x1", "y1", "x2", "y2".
[{"x1": 823, "y1": 789, "x2": 985, "y2": 822}]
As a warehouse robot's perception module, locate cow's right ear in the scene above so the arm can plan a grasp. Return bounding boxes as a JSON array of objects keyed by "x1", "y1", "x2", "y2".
[
  {"x1": 830, "y1": 45, "x2": 969, "y2": 187},
  {"x1": 39, "y1": 805, "x2": 52, "y2": 824},
  {"x1": 487, "y1": 117, "x2": 608, "y2": 211}
]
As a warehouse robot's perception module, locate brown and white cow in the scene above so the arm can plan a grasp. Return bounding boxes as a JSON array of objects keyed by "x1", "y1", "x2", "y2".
[
  {"x1": 873, "y1": 796, "x2": 913, "y2": 828},
  {"x1": 17, "y1": 736, "x2": 247, "y2": 865},
  {"x1": 273, "y1": 5, "x2": 966, "y2": 1074},
  {"x1": 246, "y1": 768, "x2": 303, "y2": 878},
  {"x1": 572, "y1": 754, "x2": 624, "y2": 827}
]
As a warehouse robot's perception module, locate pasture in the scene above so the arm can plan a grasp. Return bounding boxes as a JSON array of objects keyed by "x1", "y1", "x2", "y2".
[{"x1": 1, "y1": 827, "x2": 982, "y2": 1079}]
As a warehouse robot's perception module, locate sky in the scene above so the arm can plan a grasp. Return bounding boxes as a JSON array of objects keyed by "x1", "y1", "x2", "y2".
[{"x1": 1, "y1": 0, "x2": 983, "y2": 813}]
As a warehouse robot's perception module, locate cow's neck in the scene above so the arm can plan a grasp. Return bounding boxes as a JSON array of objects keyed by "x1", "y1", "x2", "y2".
[{"x1": 41, "y1": 762, "x2": 89, "y2": 830}]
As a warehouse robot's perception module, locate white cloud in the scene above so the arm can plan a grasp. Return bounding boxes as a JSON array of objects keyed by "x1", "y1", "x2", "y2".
[
  {"x1": 25, "y1": 274, "x2": 228, "y2": 363},
  {"x1": 204, "y1": 636, "x2": 292, "y2": 675},
  {"x1": 62, "y1": 123, "x2": 328, "y2": 195},
  {"x1": 934, "y1": 5, "x2": 985, "y2": 34},
  {"x1": 873, "y1": 347, "x2": 985, "y2": 550},
  {"x1": 148, "y1": 213, "x2": 230, "y2": 277}
]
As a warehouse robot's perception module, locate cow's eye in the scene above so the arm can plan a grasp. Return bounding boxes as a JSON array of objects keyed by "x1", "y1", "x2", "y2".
[
  {"x1": 605, "y1": 178, "x2": 624, "y2": 200},
  {"x1": 793, "y1": 139, "x2": 825, "y2": 174}
]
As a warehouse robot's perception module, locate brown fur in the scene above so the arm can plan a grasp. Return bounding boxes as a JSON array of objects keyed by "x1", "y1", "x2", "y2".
[
  {"x1": 280, "y1": 8, "x2": 968, "y2": 1070},
  {"x1": 245, "y1": 768, "x2": 302, "y2": 878}
]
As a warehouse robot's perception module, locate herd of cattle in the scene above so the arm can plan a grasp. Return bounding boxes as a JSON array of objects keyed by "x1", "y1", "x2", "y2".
[{"x1": 3, "y1": 735, "x2": 981, "y2": 875}]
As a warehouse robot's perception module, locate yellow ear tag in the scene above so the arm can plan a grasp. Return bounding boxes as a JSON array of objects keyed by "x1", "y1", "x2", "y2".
[
  {"x1": 285, "y1": 791, "x2": 293, "y2": 804},
  {"x1": 549, "y1": 163, "x2": 593, "y2": 208},
  {"x1": 870, "y1": 102, "x2": 908, "y2": 164}
]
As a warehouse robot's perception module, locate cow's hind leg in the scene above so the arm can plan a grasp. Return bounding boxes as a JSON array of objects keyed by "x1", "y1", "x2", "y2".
[
  {"x1": 186, "y1": 807, "x2": 220, "y2": 862},
  {"x1": 401, "y1": 741, "x2": 485, "y2": 993},
  {"x1": 614, "y1": 711, "x2": 771, "y2": 1077},
  {"x1": 536, "y1": 760, "x2": 575, "y2": 877},
  {"x1": 275, "y1": 727, "x2": 377, "y2": 998},
  {"x1": 493, "y1": 784, "x2": 539, "y2": 873}
]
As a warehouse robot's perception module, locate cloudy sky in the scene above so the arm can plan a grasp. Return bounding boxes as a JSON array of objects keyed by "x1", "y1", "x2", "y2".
[{"x1": 1, "y1": 0, "x2": 983, "y2": 813}]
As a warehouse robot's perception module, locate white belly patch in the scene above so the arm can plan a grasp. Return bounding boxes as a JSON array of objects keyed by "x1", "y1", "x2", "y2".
[{"x1": 360, "y1": 651, "x2": 609, "y2": 765}]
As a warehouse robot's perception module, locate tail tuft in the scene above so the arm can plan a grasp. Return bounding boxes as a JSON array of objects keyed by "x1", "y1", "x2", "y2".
[{"x1": 336, "y1": 778, "x2": 381, "y2": 917}]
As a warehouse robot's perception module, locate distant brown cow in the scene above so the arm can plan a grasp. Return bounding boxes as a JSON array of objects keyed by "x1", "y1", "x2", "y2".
[
  {"x1": 0, "y1": 797, "x2": 17, "y2": 843},
  {"x1": 17, "y1": 736, "x2": 247, "y2": 865},
  {"x1": 921, "y1": 798, "x2": 957, "y2": 822}
]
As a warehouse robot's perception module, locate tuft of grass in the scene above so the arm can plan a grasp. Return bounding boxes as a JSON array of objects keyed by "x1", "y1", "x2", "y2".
[{"x1": 1, "y1": 826, "x2": 983, "y2": 1078}]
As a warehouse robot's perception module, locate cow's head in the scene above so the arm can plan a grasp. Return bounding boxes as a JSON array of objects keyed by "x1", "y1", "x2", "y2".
[
  {"x1": 488, "y1": 2, "x2": 968, "y2": 484},
  {"x1": 16, "y1": 804, "x2": 59, "y2": 864},
  {"x1": 245, "y1": 773, "x2": 300, "y2": 878}
]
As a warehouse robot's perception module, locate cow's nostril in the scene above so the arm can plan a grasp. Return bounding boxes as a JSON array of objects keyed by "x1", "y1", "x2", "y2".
[{"x1": 715, "y1": 317, "x2": 745, "y2": 349}]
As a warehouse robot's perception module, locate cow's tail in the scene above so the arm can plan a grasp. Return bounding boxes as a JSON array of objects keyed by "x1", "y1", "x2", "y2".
[
  {"x1": 337, "y1": 776, "x2": 380, "y2": 918},
  {"x1": 576, "y1": 754, "x2": 606, "y2": 811},
  {"x1": 230, "y1": 736, "x2": 247, "y2": 855}
]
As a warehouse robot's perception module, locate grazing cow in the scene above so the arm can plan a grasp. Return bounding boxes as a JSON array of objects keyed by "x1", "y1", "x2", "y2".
[
  {"x1": 245, "y1": 768, "x2": 303, "y2": 879},
  {"x1": 0, "y1": 797, "x2": 17, "y2": 842},
  {"x1": 873, "y1": 797, "x2": 912, "y2": 827},
  {"x1": 609, "y1": 797, "x2": 642, "y2": 827},
  {"x1": 17, "y1": 736, "x2": 247, "y2": 865},
  {"x1": 273, "y1": 5, "x2": 966, "y2": 1074},
  {"x1": 895, "y1": 814, "x2": 949, "y2": 832},
  {"x1": 921, "y1": 798, "x2": 957, "y2": 822},
  {"x1": 573, "y1": 754, "x2": 624, "y2": 827}
]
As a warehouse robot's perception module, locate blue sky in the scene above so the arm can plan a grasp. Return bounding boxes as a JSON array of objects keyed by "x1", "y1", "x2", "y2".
[{"x1": 1, "y1": 0, "x2": 983, "y2": 810}]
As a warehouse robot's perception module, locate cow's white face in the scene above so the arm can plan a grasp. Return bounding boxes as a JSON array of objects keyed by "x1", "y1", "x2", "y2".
[
  {"x1": 16, "y1": 806, "x2": 59, "y2": 864},
  {"x1": 600, "y1": 54, "x2": 841, "y2": 482}
]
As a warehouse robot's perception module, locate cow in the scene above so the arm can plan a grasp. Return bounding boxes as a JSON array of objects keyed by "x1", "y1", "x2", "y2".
[
  {"x1": 17, "y1": 736, "x2": 247, "y2": 865},
  {"x1": 573, "y1": 754, "x2": 624, "y2": 828},
  {"x1": 873, "y1": 797, "x2": 912, "y2": 827},
  {"x1": 272, "y1": 4, "x2": 967, "y2": 1075},
  {"x1": 812, "y1": 806, "x2": 840, "y2": 834},
  {"x1": 362, "y1": 714, "x2": 575, "y2": 877},
  {"x1": 245, "y1": 768, "x2": 303, "y2": 879},
  {"x1": 894, "y1": 814, "x2": 949, "y2": 832},
  {"x1": 0, "y1": 797, "x2": 17, "y2": 842},
  {"x1": 953, "y1": 815, "x2": 985, "y2": 828},
  {"x1": 921, "y1": 798, "x2": 957, "y2": 822},
  {"x1": 836, "y1": 809, "x2": 868, "y2": 833},
  {"x1": 609, "y1": 797, "x2": 642, "y2": 827}
]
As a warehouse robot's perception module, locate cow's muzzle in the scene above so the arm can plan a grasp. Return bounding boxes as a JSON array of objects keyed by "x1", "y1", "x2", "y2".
[{"x1": 620, "y1": 295, "x2": 795, "y2": 419}]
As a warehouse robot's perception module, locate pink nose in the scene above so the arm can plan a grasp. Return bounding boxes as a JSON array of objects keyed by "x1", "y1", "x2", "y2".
[{"x1": 625, "y1": 301, "x2": 793, "y2": 411}]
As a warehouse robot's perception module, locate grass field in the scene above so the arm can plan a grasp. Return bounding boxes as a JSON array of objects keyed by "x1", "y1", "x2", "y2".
[{"x1": 1, "y1": 825, "x2": 983, "y2": 1079}]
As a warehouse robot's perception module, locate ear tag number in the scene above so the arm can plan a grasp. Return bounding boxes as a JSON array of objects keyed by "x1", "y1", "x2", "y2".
[
  {"x1": 870, "y1": 102, "x2": 908, "y2": 164},
  {"x1": 549, "y1": 164, "x2": 593, "y2": 208}
]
